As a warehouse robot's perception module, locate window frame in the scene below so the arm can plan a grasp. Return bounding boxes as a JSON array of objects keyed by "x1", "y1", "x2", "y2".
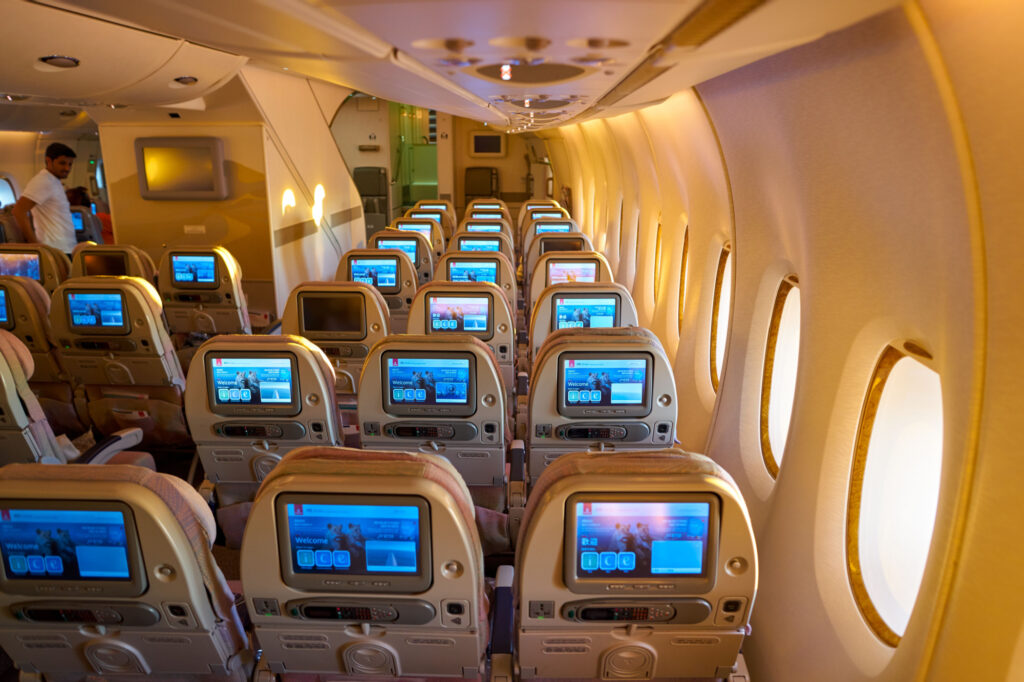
[
  {"x1": 759, "y1": 276, "x2": 800, "y2": 478},
  {"x1": 709, "y1": 245, "x2": 732, "y2": 392}
]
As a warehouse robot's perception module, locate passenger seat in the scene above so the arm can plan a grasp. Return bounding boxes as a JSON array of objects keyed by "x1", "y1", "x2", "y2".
[
  {"x1": 0, "y1": 244, "x2": 70, "y2": 295},
  {"x1": 70, "y1": 243, "x2": 157, "y2": 283}
]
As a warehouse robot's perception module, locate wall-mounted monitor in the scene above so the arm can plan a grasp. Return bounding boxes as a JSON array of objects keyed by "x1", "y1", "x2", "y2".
[
  {"x1": 382, "y1": 352, "x2": 477, "y2": 417},
  {"x1": 396, "y1": 222, "x2": 434, "y2": 241},
  {"x1": 134, "y1": 137, "x2": 228, "y2": 201},
  {"x1": 171, "y1": 253, "x2": 219, "y2": 289},
  {"x1": 457, "y1": 237, "x2": 501, "y2": 252},
  {"x1": 374, "y1": 238, "x2": 418, "y2": 263},
  {"x1": 427, "y1": 294, "x2": 492, "y2": 339},
  {"x1": 0, "y1": 288, "x2": 10, "y2": 330},
  {"x1": 469, "y1": 131, "x2": 506, "y2": 158},
  {"x1": 563, "y1": 493, "x2": 719, "y2": 595},
  {"x1": 206, "y1": 353, "x2": 300, "y2": 417},
  {"x1": 465, "y1": 222, "x2": 503, "y2": 233},
  {"x1": 0, "y1": 500, "x2": 147, "y2": 597},
  {"x1": 275, "y1": 493, "x2": 432, "y2": 594},
  {"x1": 0, "y1": 252, "x2": 41, "y2": 282},
  {"x1": 553, "y1": 295, "x2": 620, "y2": 330},
  {"x1": 298, "y1": 292, "x2": 365, "y2": 340},
  {"x1": 65, "y1": 291, "x2": 129, "y2": 334},
  {"x1": 541, "y1": 237, "x2": 585, "y2": 254},
  {"x1": 348, "y1": 256, "x2": 400, "y2": 294},
  {"x1": 81, "y1": 252, "x2": 128, "y2": 277},
  {"x1": 557, "y1": 352, "x2": 653, "y2": 418},
  {"x1": 447, "y1": 259, "x2": 498, "y2": 284},
  {"x1": 547, "y1": 260, "x2": 599, "y2": 285}
]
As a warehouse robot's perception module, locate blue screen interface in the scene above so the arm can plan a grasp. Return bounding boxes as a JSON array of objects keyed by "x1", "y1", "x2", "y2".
[
  {"x1": 418, "y1": 203, "x2": 447, "y2": 211},
  {"x1": 574, "y1": 501, "x2": 710, "y2": 578},
  {"x1": 409, "y1": 212, "x2": 443, "y2": 224},
  {"x1": 470, "y1": 212, "x2": 503, "y2": 220},
  {"x1": 0, "y1": 253, "x2": 40, "y2": 281},
  {"x1": 376, "y1": 239, "x2": 417, "y2": 261},
  {"x1": 397, "y1": 223, "x2": 433, "y2": 241},
  {"x1": 555, "y1": 297, "x2": 617, "y2": 329},
  {"x1": 285, "y1": 503, "x2": 420, "y2": 575},
  {"x1": 472, "y1": 203, "x2": 500, "y2": 209},
  {"x1": 0, "y1": 290, "x2": 7, "y2": 325},
  {"x1": 449, "y1": 261, "x2": 497, "y2": 284},
  {"x1": 0, "y1": 507, "x2": 131, "y2": 580},
  {"x1": 536, "y1": 222, "x2": 573, "y2": 234},
  {"x1": 531, "y1": 211, "x2": 564, "y2": 220},
  {"x1": 72, "y1": 212, "x2": 84, "y2": 232},
  {"x1": 210, "y1": 356, "x2": 294, "y2": 405},
  {"x1": 465, "y1": 223, "x2": 502, "y2": 233},
  {"x1": 429, "y1": 295, "x2": 489, "y2": 333},
  {"x1": 388, "y1": 356, "x2": 470, "y2": 405},
  {"x1": 350, "y1": 257, "x2": 398, "y2": 289},
  {"x1": 563, "y1": 357, "x2": 646, "y2": 406},
  {"x1": 172, "y1": 254, "x2": 217, "y2": 284},
  {"x1": 67, "y1": 292, "x2": 125, "y2": 329},
  {"x1": 458, "y1": 238, "x2": 500, "y2": 252}
]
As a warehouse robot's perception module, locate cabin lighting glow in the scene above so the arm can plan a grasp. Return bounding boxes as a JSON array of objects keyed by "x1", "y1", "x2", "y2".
[
  {"x1": 312, "y1": 184, "x2": 326, "y2": 224},
  {"x1": 282, "y1": 189, "x2": 296, "y2": 215},
  {"x1": 524, "y1": 98, "x2": 531, "y2": 108},
  {"x1": 501, "y1": 64, "x2": 512, "y2": 81}
]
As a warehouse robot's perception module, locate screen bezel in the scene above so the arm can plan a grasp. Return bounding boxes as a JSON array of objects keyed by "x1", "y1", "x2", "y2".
[
  {"x1": 550, "y1": 293, "x2": 622, "y2": 332},
  {"x1": 274, "y1": 492, "x2": 433, "y2": 594},
  {"x1": 425, "y1": 292, "x2": 494, "y2": 341},
  {"x1": 556, "y1": 351, "x2": 654, "y2": 418},
  {"x1": 298, "y1": 291, "x2": 366, "y2": 341},
  {"x1": 546, "y1": 259, "x2": 601, "y2": 286},
  {"x1": 395, "y1": 222, "x2": 435, "y2": 242},
  {"x1": 456, "y1": 236, "x2": 502, "y2": 253},
  {"x1": 134, "y1": 136, "x2": 228, "y2": 201},
  {"x1": 0, "y1": 251, "x2": 43, "y2": 283},
  {"x1": 0, "y1": 286, "x2": 11, "y2": 330},
  {"x1": 372, "y1": 237, "x2": 420, "y2": 265},
  {"x1": 64, "y1": 289, "x2": 130, "y2": 335},
  {"x1": 380, "y1": 350, "x2": 478, "y2": 418},
  {"x1": 205, "y1": 351, "x2": 301, "y2": 417},
  {"x1": 0, "y1": 498, "x2": 147, "y2": 597},
  {"x1": 563, "y1": 492, "x2": 720, "y2": 595},
  {"x1": 464, "y1": 221, "x2": 504, "y2": 233},
  {"x1": 469, "y1": 131, "x2": 506, "y2": 158},
  {"x1": 81, "y1": 252, "x2": 129, "y2": 278},
  {"x1": 347, "y1": 255, "x2": 402, "y2": 295},
  {"x1": 170, "y1": 252, "x2": 221, "y2": 290},
  {"x1": 446, "y1": 258, "x2": 501, "y2": 285},
  {"x1": 540, "y1": 236, "x2": 586, "y2": 254},
  {"x1": 408, "y1": 211, "x2": 444, "y2": 225}
]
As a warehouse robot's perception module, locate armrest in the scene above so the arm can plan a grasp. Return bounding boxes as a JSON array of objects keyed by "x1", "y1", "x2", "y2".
[
  {"x1": 507, "y1": 440, "x2": 526, "y2": 548},
  {"x1": 78, "y1": 428, "x2": 144, "y2": 465},
  {"x1": 516, "y1": 371, "x2": 529, "y2": 397},
  {"x1": 489, "y1": 565, "x2": 515, "y2": 682}
]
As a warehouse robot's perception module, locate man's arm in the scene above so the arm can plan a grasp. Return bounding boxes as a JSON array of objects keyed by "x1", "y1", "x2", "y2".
[{"x1": 11, "y1": 196, "x2": 38, "y2": 243}]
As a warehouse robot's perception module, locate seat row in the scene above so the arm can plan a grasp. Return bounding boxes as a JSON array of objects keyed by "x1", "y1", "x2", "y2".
[{"x1": 0, "y1": 445, "x2": 757, "y2": 681}]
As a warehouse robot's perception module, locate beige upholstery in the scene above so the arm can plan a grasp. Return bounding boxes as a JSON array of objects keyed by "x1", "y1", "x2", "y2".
[
  {"x1": 70, "y1": 243, "x2": 157, "y2": 283},
  {"x1": 527, "y1": 251, "x2": 614, "y2": 315},
  {"x1": 516, "y1": 449, "x2": 757, "y2": 680},
  {"x1": 434, "y1": 251, "x2": 518, "y2": 314},
  {"x1": 157, "y1": 246, "x2": 251, "y2": 336},
  {"x1": 0, "y1": 463, "x2": 251, "y2": 681},
  {"x1": 412, "y1": 198, "x2": 457, "y2": 230},
  {"x1": 368, "y1": 228, "x2": 435, "y2": 285},
  {"x1": 0, "y1": 243, "x2": 70, "y2": 295},
  {"x1": 515, "y1": 200, "x2": 561, "y2": 233},
  {"x1": 49, "y1": 276, "x2": 191, "y2": 449},
  {"x1": 528, "y1": 281, "x2": 639, "y2": 361},
  {"x1": 281, "y1": 281, "x2": 391, "y2": 394},
  {"x1": 404, "y1": 207, "x2": 456, "y2": 240},
  {"x1": 390, "y1": 217, "x2": 447, "y2": 261},
  {"x1": 241, "y1": 446, "x2": 489, "y2": 679}
]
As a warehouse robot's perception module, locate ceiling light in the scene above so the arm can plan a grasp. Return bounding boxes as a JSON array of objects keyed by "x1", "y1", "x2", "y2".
[
  {"x1": 500, "y1": 64, "x2": 512, "y2": 81},
  {"x1": 3, "y1": 94, "x2": 29, "y2": 102},
  {"x1": 38, "y1": 55, "x2": 79, "y2": 68},
  {"x1": 524, "y1": 98, "x2": 531, "y2": 108},
  {"x1": 438, "y1": 55, "x2": 479, "y2": 67}
]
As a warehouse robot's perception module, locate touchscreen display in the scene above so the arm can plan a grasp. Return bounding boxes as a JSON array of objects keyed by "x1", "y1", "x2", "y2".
[
  {"x1": 66, "y1": 292, "x2": 125, "y2": 330},
  {"x1": 465, "y1": 223, "x2": 502, "y2": 233},
  {"x1": 171, "y1": 254, "x2": 217, "y2": 285},
  {"x1": 82, "y1": 253, "x2": 127, "y2": 277},
  {"x1": 418, "y1": 203, "x2": 448, "y2": 211},
  {"x1": 0, "y1": 253, "x2": 41, "y2": 281},
  {"x1": 448, "y1": 260, "x2": 497, "y2": 284},
  {"x1": 531, "y1": 211, "x2": 564, "y2": 220},
  {"x1": 428, "y1": 295, "x2": 489, "y2": 333},
  {"x1": 0, "y1": 289, "x2": 8, "y2": 327},
  {"x1": 0, "y1": 507, "x2": 132, "y2": 581},
  {"x1": 470, "y1": 212, "x2": 503, "y2": 220},
  {"x1": 555, "y1": 297, "x2": 617, "y2": 329},
  {"x1": 409, "y1": 212, "x2": 443, "y2": 224},
  {"x1": 536, "y1": 223, "x2": 573, "y2": 234},
  {"x1": 72, "y1": 212, "x2": 84, "y2": 232},
  {"x1": 472, "y1": 203, "x2": 500, "y2": 210},
  {"x1": 284, "y1": 502, "x2": 421, "y2": 576},
  {"x1": 349, "y1": 257, "x2": 398, "y2": 289},
  {"x1": 387, "y1": 357, "x2": 470, "y2": 405},
  {"x1": 375, "y1": 238, "x2": 418, "y2": 261},
  {"x1": 563, "y1": 357, "x2": 646, "y2": 406},
  {"x1": 210, "y1": 356, "x2": 294, "y2": 405},
  {"x1": 573, "y1": 501, "x2": 711, "y2": 578},
  {"x1": 541, "y1": 237, "x2": 584, "y2": 254},
  {"x1": 301, "y1": 294, "x2": 363, "y2": 333},
  {"x1": 458, "y1": 238, "x2": 501, "y2": 252},
  {"x1": 396, "y1": 222, "x2": 433, "y2": 241},
  {"x1": 548, "y1": 261, "x2": 598, "y2": 284}
]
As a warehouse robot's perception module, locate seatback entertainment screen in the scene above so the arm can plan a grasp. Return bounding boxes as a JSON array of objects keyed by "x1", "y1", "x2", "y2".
[
  {"x1": 396, "y1": 222, "x2": 433, "y2": 241},
  {"x1": 448, "y1": 260, "x2": 498, "y2": 284},
  {"x1": 300, "y1": 293, "x2": 364, "y2": 337},
  {"x1": 66, "y1": 291, "x2": 127, "y2": 333},
  {"x1": 548, "y1": 261, "x2": 598, "y2": 285},
  {"x1": 469, "y1": 212, "x2": 503, "y2": 221},
  {"x1": 375, "y1": 238, "x2": 418, "y2": 262},
  {"x1": 0, "y1": 253, "x2": 41, "y2": 281},
  {"x1": 209, "y1": 356, "x2": 296, "y2": 407},
  {"x1": 457, "y1": 237, "x2": 501, "y2": 252},
  {"x1": 535, "y1": 222, "x2": 573, "y2": 234},
  {"x1": 427, "y1": 294, "x2": 490, "y2": 335},
  {"x1": 465, "y1": 222, "x2": 503, "y2": 233},
  {"x1": 386, "y1": 356, "x2": 470, "y2": 406},
  {"x1": 0, "y1": 289, "x2": 9, "y2": 328},
  {"x1": 71, "y1": 212, "x2": 84, "y2": 232},
  {"x1": 554, "y1": 296, "x2": 618, "y2": 330},
  {"x1": 82, "y1": 253, "x2": 128, "y2": 277},
  {"x1": 349, "y1": 257, "x2": 399, "y2": 292},
  {"x1": 171, "y1": 254, "x2": 218, "y2": 287},
  {"x1": 541, "y1": 237, "x2": 585, "y2": 254},
  {"x1": 562, "y1": 356, "x2": 647, "y2": 407}
]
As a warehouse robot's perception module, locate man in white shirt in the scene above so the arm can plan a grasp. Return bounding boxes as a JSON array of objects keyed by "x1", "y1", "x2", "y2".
[{"x1": 11, "y1": 142, "x2": 78, "y2": 254}]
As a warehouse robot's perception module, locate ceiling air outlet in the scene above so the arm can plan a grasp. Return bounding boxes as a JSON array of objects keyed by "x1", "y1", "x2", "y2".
[{"x1": 474, "y1": 63, "x2": 586, "y2": 85}]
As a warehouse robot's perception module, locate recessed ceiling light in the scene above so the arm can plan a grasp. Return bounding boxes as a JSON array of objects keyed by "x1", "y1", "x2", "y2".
[{"x1": 38, "y1": 55, "x2": 79, "y2": 68}]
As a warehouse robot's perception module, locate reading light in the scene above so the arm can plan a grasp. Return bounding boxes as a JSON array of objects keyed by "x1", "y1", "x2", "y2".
[
  {"x1": 500, "y1": 64, "x2": 512, "y2": 81},
  {"x1": 312, "y1": 184, "x2": 326, "y2": 224},
  {"x1": 2, "y1": 94, "x2": 29, "y2": 102},
  {"x1": 38, "y1": 55, "x2": 79, "y2": 68},
  {"x1": 282, "y1": 189, "x2": 296, "y2": 215}
]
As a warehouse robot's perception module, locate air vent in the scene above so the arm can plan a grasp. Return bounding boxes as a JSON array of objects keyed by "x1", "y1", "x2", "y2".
[
  {"x1": 567, "y1": 38, "x2": 630, "y2": 49},
  {"x1": 473, "y1": 63, "x2": 586, "y2": 85},
  {"x1": 508, "y1": 98, "x2": 573, "y2": 109},
  {"x1": 38, "y1": 55, "x2": 80, "y2": 69},
  {"x1": 490, "y1": 36, "x2": 551, "y2": 51}
]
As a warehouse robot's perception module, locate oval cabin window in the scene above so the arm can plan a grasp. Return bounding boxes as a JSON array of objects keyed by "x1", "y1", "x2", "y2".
[
  {"x1": 710, "y1": 247, "x2": 732, "y2": 391},
  {"x1": 847, "y1": 346, "x2": 943, "y2": 645},
  {"x1": 760, "y1": 280, "x2": 801, "y2": 477}
]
